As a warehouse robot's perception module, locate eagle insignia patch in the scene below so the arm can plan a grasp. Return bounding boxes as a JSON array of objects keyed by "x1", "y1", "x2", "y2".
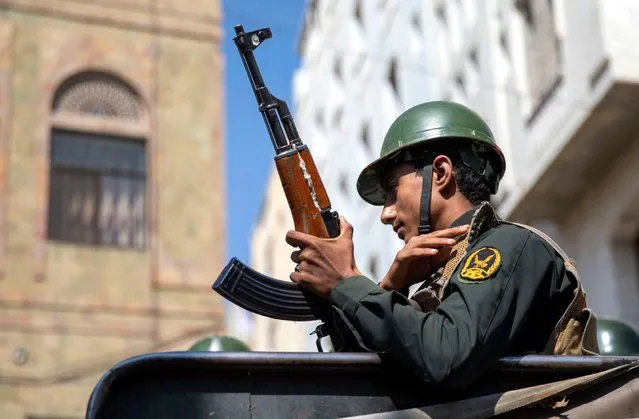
[{"x1": 459, "y1": 247, "x2": 502, "y2": 282}]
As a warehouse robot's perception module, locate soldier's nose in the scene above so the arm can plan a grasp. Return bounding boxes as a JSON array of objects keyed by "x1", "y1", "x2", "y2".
[{"x1": 380, "y1": 206, "x2": 396, "y2": 225}]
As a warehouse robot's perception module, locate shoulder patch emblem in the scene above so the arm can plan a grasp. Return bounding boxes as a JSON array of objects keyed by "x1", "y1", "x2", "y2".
[{"x1": 459, "y1": 247, "x2": 502, "y2": 283}]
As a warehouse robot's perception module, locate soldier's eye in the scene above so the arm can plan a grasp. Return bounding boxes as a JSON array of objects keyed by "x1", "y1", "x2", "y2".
[{"x1": 383, "y1": 179, "x2": 397, "y2": 193}]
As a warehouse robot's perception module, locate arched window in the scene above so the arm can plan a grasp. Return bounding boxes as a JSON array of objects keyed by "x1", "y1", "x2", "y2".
[{"x1": 47, "y1": 72, "x2": 148, "y2": 249}]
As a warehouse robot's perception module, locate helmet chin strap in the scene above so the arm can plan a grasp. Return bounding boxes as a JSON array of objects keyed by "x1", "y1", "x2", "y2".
[{"x1": 418, "y1": 164, "x2": 433, "y2": 235}]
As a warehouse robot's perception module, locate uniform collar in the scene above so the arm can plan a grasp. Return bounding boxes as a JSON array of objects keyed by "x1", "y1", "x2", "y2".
[
  {"x1": 448, "y1": 207, "x2": 477, "y2": 229},
  {"x1": 407, "y1": 206, "x2": 478, "y2": 299},
  {"x1": 408, "y1": 202, "x2": 500, "y2": 299},
  {"x1": 449, "y1": 202, "x2": 501, "y2": 243}
]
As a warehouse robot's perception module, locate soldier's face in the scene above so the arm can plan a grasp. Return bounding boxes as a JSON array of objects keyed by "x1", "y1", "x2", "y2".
[{"x1": 380, "y1": 163, "x2": 424, "y2": 242}]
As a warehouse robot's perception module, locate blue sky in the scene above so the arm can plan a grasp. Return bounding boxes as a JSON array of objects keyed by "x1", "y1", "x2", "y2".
[{"x1": 223, "y1": 1, "x2": 308, "y2": 263}]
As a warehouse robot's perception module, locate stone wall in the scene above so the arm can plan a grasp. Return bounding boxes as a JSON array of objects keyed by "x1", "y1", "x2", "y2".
[{"x1": 0, "y1": 2, "x2": 225, "y2": 417}]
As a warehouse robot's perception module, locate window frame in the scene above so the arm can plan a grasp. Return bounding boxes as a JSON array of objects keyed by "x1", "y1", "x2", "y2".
[{"x1": 46, "y1": 71, "x2": 149, "y2": 250}]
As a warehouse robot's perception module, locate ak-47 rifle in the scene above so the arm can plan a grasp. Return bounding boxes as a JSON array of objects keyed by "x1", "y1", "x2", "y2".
[{"x1": 213, "y1": 25, "x2": 351, "y2": 352}]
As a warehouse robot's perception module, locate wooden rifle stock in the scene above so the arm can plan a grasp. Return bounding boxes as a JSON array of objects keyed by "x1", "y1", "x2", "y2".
[{"x1": 276, "y1": 147, "x2": 338, "y2": 238}]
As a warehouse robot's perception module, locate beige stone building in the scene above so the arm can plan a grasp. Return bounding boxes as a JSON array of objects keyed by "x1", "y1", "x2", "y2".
[{"x1": 0, "y1": 1, "x2": 225, "y2": 417}]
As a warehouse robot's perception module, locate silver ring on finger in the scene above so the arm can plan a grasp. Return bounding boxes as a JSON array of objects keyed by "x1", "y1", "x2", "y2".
[{"x1": 294, "y1": 264, "x2": 301, "y2": 273}]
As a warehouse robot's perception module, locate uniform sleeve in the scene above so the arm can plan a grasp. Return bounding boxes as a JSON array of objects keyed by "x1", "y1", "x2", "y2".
[{"x1": 329, "y1": 231, "x2": 557, "y2": 389}]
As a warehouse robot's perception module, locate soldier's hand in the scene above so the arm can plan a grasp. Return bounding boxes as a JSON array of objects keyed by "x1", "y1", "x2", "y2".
[
  {"x1": 379, "y1": 225, "x2": 470, "y2": 291},
  {"x1": 286, "y1": 217, "x2": 363, "y2": 299}
]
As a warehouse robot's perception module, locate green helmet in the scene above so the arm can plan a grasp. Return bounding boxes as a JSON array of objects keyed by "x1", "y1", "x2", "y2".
[
  {"x1": 188, "y1": 335, "x2": 251, "y2": 352},
  {"x1": 356, "y1": 101, "x2": 506, "y2": 206},
  {"x1": 597, "y1": 318, "x2": 639, "y2": 356}
]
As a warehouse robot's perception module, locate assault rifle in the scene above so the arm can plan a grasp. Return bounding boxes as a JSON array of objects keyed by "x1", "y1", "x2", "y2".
[{"x1": 212, "y1": 25, "x2": 348, "y2": 352}]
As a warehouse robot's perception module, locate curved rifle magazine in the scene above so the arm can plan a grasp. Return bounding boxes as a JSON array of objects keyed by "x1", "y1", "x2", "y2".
[{"x1": 212, "y1": 257, "x2": 329, "y2": 322}]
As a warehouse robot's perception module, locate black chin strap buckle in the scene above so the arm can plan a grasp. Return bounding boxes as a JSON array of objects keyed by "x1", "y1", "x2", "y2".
[{"x1": 418, "y1": 225, "x2": 432, "y2": 235}]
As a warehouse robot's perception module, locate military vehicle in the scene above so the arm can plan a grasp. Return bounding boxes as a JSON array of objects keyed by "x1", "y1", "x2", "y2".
[{"x1": 85, "y1": 320, "x2": 639, "y2": 418}]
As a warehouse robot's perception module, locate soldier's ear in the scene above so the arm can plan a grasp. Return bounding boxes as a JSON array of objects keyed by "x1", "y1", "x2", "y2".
[{"x1": 432, "y1": 155, "x2": 455, "y2": 191}]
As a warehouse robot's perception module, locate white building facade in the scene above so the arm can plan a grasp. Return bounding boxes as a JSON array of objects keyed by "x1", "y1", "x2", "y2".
[{"x1": 238, "y1": 0, "x2": 639, "y2": 350}]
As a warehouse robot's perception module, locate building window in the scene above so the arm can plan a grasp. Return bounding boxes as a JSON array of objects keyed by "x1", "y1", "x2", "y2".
[
  {"x1": 48, "y1": 130, "x2": 146, "y2": 248},
  {"x1": 47, "y1": 72, "x2": 148, "y2": 249},
  {"x1": 454, "y1": 72, "x2": 466, "y2": 95},
  {"x1": 411, "y1": 11, "x2": 422, "y2": 34},
  {"x1": 354, "y1": 0, "x2": 363, "y2": 25},
  {"x1": 333, "y1": 106, "x2": 343, "y2": 129},
  {"x1": 334, "y1": 55, "x2": 342, "y2": 82},
  {"x1": 315, "y1": 107, "x2": 324, "y2": 128},
  {"x1": 339, "y1": 172, "x2": 349, "y2": 195},
  {"x1": 360, "y1": 122, "x2": 371, "y2": 153},
  {"x1": 515, "y1": 0, "x2": 562, "y2": 122},
  {"x1": 53, "y1": 72, "x2": 142, "y2": 119},
  {"x1": 387, "y1": 58, "x2": 399, "y2": 97},
  {"x1": 368, "y1": 256, "x2": 378, "y2": 279}
]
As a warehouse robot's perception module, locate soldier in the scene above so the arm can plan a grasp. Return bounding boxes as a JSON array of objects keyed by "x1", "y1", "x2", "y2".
[{"x1": 286, "y1": 100, "x2": 599, "y2": 389}]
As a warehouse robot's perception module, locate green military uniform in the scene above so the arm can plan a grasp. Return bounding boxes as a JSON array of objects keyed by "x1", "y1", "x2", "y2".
[{"x1": 328, "y1": 101, "x2": 598, "y2": 389}]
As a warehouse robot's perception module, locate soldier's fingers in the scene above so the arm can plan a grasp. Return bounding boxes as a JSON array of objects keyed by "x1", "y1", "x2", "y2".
[
  {"x1": 290, "y1": 250, "x2": 302, "y2": 263},
  {"x1": 443, "y1": 225, "x2": 470, "y2": 235},
  {"x1": 337, "y1": 216, "x2": 354, "y2": 239},
  {"x1": 403, "y1": 248, "x2": 439, "y2": 259},
  {"x1": 290, "y1": 270, "x2": 315, "y2": 293},
  {"x1": 429, "y1": 225, "x2": 470, "y2": 237},
  {"x1": 397, "y1": 246, "x2": 437, "y2": 262},
  {"x1": 290, "y1": 270, "x2": 300, "y2": 283},
  {"x1": 290, "y1": 260, "x2": 309, "y2": 282},
  {"x1": 285, "y1": 230, "x2": 315, "y2": 248},
  {"x1": 408, "y1": 237, "x2": 457, "y2": 249}
]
